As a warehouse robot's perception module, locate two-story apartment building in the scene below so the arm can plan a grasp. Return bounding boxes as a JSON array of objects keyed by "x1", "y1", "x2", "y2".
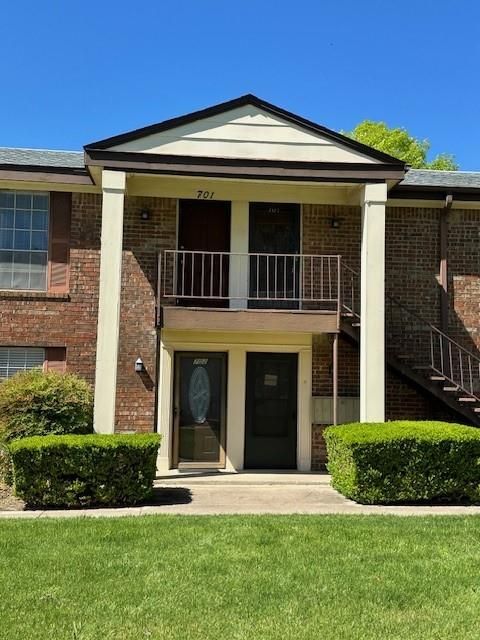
[{"x1": 1, "y1": 95, "x2": 479, "y2": 471}]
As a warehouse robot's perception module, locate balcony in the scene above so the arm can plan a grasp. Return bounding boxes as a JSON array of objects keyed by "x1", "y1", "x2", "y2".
[{"x1": 157, "y1": 250, "x2": 357, "y2": 333}]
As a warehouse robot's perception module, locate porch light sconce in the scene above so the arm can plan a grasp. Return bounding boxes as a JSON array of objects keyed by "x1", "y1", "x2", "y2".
[
  {"x1": 330, "y1": 217, "x2": 341, "y2": 229},
  {"x1": 135, "y1": 357, "x2": 145, "y2": 373},
  {"x1": 140, "y1": 208, "x2": 151, "y2": 221}
]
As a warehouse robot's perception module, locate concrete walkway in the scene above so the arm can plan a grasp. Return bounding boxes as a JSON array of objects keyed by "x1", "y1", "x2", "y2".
[{"x1": 2, "y1": 472, "x2": 480, "y2": 518}]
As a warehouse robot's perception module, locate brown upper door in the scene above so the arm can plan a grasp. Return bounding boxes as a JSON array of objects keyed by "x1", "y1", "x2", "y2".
[{"x1": 178, "y1": 199, "x2": 231, "y2": 307}]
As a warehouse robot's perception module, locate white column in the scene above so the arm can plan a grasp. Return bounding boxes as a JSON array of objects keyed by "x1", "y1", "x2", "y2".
[
  {"x1": 225, "y1": 348, "x2": 246, "y2": 470},
  {"x1": 93, "y1": 170, "x2": 126, "y2": 434},
  {"x1": 360, "y1": 182, "x2": 387, "y2": 422},
  {"x1": 157, "y1": 339, "x2": 173, "y2": 471},
  {"x1": 229, "y1": 201, "x2": 249, "y2": 309},
  {"x1": 297, "y1": 348, "x2": 312, "y2": 471}
]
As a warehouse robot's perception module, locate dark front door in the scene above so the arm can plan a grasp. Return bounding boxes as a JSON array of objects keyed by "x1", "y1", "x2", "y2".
[
  {"x1": 244, "y1": 353, "x2": 298, "y2": 469},
  {"x1": 174, "y1": 352, "x2": 227, "y2": 468},
  {"x1": 249, "y1": 202, "x2": 300, "y2": 309},
  {"x1": 178, "y1": 199, "x2": 231, "y2": 307}
]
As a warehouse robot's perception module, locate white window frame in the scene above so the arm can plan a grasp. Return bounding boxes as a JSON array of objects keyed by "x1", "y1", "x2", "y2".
[
  {"x1": 0, "y1": 190, "x2": 50, "y2": 291},
  {"x1": 0, "y1": 347, "x2": 46, "y2": 380}
]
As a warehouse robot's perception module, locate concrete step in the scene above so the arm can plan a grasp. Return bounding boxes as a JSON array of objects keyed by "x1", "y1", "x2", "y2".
[{"x1": 155, "y1": 471, "x2": 331, "y2": 487}]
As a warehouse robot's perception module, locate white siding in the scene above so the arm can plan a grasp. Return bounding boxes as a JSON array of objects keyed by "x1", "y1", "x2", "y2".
[{"x1": 111, "y1": 105, "x2": 379, "y2": 164}]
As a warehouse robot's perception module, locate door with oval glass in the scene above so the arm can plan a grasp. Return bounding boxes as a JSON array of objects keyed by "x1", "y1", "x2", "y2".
[{"x1": 173, "y1": 352, "x2": 227, "y2": 468}]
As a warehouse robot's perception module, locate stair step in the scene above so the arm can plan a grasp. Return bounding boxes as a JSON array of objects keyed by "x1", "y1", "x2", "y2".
[
  {"x1": 459, "y1": 397, "x2": 477, "y2": 403},
  {"x1": 342, "y1": 312, "x2": 354, "y2": 317},
  {"x1": 412, "y1": 365, "x2": 432, "y2": 371},
  {"x1": 430, "y1": 376, "x2": 446, "y2": 381},
  {"x1": 443, "y1": 386, "x2": 459, "y2": 392},
  {"x1": 473, "y1": 408, "x2": 480, "y2": 413},
  {"x1": 397, "y1": 354, "x2": 414, "y2": 360},
  {"x1": 351, "y1": 322, "x2": 361, "y2": 327}
]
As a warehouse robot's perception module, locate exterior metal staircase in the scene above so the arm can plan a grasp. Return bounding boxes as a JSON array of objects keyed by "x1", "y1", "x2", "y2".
[{"x1": 340, "y1": 262, "x2": 480, "y2": 426}]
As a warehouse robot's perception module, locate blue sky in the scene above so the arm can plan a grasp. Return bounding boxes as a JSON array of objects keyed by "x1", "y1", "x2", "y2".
[{"x1": 2, "y1": 1, "x2": 479, "y2": 168}]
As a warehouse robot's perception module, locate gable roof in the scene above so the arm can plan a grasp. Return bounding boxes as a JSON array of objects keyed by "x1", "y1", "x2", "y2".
[{"x1": 84, "y1": 94, "x2": 404, "y2": 165}]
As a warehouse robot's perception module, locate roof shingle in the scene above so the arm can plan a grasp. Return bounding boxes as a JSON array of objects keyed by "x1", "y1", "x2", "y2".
[
  {"x1": 400, "y1": 168, "x2": 480, "y2": 190},
  {"x1": 0, "y1": 147, "x2": 84, "y2": 169}
]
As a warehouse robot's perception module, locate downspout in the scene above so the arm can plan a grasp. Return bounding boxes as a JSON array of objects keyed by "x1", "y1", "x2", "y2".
[{"x1": 439, "y1": 194, "x2": 453, "y2": 334}]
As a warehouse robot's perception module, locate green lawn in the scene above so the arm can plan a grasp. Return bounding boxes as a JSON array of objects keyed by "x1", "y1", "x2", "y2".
[{"x1": 1, "y1": 515, "x2": 480, "y2": 639}]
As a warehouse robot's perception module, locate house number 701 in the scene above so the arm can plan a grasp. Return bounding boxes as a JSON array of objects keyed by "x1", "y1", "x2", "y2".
[{"x1": 196, "y1": 190, "x2": 215, "y2": 199}]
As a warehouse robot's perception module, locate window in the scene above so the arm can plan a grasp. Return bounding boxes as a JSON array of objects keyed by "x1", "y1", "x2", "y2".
[
  {"x1": 0, "y1": 191, "x2": 49, "y2": 290},
  {"x1": 0, "y1": 347, "x2": 45, "y2": 380}
]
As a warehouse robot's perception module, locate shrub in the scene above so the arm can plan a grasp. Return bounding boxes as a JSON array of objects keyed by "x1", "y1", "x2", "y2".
[
  {"x1": 325, "y1": 421, "x2": 480, "y2": 504},
  {"x1": 0, "y1": 369, "x2": 93, "y2": 442},
  {"x1": 0, "y1": 440, "x2": 12, "y2": 485},
  {"x1": 9, "y1": 433, "x2": 161, "y2": 508}
]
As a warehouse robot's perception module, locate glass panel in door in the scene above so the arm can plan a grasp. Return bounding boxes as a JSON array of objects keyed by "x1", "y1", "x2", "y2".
[{"x1": 175, "y1": 352, "x2": 227, "y2": 466}]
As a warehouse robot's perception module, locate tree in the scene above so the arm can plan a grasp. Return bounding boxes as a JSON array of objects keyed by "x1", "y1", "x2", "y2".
[{"x1": 345, "y1": 120, "x2": 458, "y2": 170}]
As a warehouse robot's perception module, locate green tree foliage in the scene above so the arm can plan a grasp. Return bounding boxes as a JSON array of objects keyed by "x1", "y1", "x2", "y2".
[{"x1": 346, "y1": 120, "x2": 458, "y2": 170}]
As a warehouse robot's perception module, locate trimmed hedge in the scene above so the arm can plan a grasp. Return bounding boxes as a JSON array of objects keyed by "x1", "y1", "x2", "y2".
[
  {"x1": 9, "y1": 434, "x2": 161, "y2": 508},
  {"x1": 0, "y1": 370, "x2": 93, "y2": 442},
  {"x1": 325, "y1": 421, "x2": 480, "y2": 504}
]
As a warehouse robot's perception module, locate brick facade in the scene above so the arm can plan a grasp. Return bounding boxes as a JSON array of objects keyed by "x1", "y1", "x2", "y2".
[
  {"x1": 115, "y1": 196, "x2": 177, "y2": 432},
  {"x1": 0, "y1": 192, "x2": 177, "y2": 435},
  {"x1": 1, "y1": 191, "x2": 478, "y2": 469},
  {"x1": 0, "y1": 192, "x2": 101, "y2": 385},
  {"x1": 305, "y1": 204, "x2": 476, "y2": 470}
]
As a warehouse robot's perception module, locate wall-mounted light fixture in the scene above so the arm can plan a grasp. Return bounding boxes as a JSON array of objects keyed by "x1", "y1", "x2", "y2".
[
  {"x1": 330, "y1": 217, "x2": 341, "y2": 229},
  {"x1": 135, "y1": 357, "x2": 145, "y2": 373},
  {"x1": 140, "y1": 208, "x2": 151, "y2": 221}
]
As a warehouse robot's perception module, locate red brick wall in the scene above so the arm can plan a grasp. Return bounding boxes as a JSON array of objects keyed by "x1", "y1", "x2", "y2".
[
  {"x1": 114, "y1": 196, "x2": 177, "y2": 432},
  {"x1": 302, "y1": 204, "x2": 361, "y2": 271},
  {"x1": 2, "y1": 193, "x2": 478, "y2": 456},
  {"x1": 0, "y1": 192, "x2": 177, "y2": 435},
  {"x1": 448, "y1": 209, "x2": 480, "y2": 353},
  {"x1": 305, "y1": 203, "x2": 472, "y2": 469},
  {"x1": 0, "y1": 192, "x2": 102, "y2": 385}
]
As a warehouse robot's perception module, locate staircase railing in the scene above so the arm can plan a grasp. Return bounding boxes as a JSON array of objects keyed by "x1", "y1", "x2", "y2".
[
  {"x1": 340, "y1": 261, "x2": 480, "y2": 403},
  {"x1": 340, "y1": 261, "x2": 360, "y2": 320},
  {"x1": 429, "y1": 325, "x2": 480, "y2": 400}
]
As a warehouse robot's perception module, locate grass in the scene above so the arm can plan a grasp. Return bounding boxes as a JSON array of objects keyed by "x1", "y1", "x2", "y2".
[{"x1": 1, "y1": 515, "x2": 480, "y2": 639}]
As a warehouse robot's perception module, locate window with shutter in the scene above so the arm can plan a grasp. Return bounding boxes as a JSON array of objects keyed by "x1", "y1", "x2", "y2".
[
  {"x1": 0, "y1": 347, "x2": 45, "y2": 379},
  {"x1": 45, "y1": 347, "x2": 67, "y2": 373},
  {"x1": 0, "y1": 191, "x2": 49, "y2": 290}
]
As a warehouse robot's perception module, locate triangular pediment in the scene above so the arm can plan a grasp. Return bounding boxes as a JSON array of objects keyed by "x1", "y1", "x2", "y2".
[{"x1": 85, "y1": 95, "x2": 402, "y2": 165}]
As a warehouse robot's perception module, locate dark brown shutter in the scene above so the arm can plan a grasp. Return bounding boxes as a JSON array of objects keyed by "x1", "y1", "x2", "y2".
[
  {"x1": 45, "y1": 347, "x2": 67, "y2": 373},
  {"x1": 48, "y1": 192, "x2": 72, "y2": 293}
]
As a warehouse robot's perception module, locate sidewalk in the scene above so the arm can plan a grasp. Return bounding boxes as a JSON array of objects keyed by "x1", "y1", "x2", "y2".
[{"x1": 2, "y1": 472, "x2": 480, "y2": 518}]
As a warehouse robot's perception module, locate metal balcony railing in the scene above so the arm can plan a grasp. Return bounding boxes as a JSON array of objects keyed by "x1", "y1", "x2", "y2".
[{"x1": 158, "y1": 250, "x2": 342, "y2": 312}]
